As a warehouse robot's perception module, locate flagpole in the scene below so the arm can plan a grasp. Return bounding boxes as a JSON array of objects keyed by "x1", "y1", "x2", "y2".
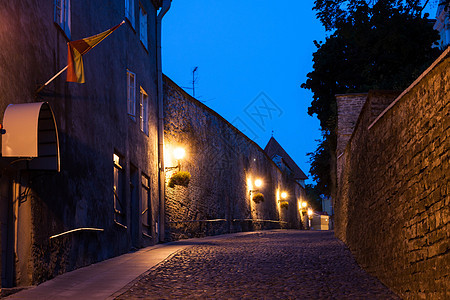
[
  {"x1": 80, "y1": 20, "x2": 125, "y2": 56},
  {"x1": 35, "y1": 20, "x2": 125, "y2": 95},
  {"x1": 35, "y1": 65, "x2": 68, "y2": 94}
]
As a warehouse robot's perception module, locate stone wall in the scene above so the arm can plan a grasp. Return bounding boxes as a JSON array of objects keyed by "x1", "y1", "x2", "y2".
[
  {"x1": 336, "y1": 94, "x2": 367, "y2": 157},
  {"x1": 163, "y1": 75, "x2": 307, "y2": 241},
  {"x1": 335, "y1": 50, "x2": 450, "y2": 298}
]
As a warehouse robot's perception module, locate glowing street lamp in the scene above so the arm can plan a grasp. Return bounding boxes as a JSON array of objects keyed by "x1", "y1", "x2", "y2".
[
  {"x1": 281, "y1": 191, "x2": 288, "y2": 199},
  {"x1": 166, "y1": 147, "x2": 186, "y2": 171},
  {"x1": 249, "y1": 178, "x2": 263, "y2": 195},
  {"x1": 173, "y1": 147, "x2": 186, "y2": 160},
  {"x1": 254, "y1": 179, "x2": 262, "y2": 188},
  {"x1": 307, "y1": 208, "x2": 314, "y2": 229}
]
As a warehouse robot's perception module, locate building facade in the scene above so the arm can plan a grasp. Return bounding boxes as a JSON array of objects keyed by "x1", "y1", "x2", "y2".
[
  {"x1": 0, "y1": 0, "x2": 164, "y2": 287},
  {"x1": 0, "y1": 0, "x2": 309, "y2": 289}
]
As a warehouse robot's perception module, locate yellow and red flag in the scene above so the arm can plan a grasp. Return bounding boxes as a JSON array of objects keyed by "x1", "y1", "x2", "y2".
[{"x1": 67, "y1": 21, "x2": 124, "y2": 83}]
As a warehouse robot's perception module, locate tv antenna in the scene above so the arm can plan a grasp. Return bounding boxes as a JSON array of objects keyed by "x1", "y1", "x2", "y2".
[
  {"x1": 192, "y1": 66, "x2": 198, "y2": 97},
  {"x1": 181, "y1": 66, "x2": 199, "y2": 98}
]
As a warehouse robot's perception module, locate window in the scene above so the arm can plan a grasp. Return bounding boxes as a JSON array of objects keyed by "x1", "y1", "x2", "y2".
[
  {"x1": 140, "y1": 87, "x2": 149, "y2": 135},
  {"x1": 54, "y1": 0, "x2": 71, "y2": 39},
  {"x1": 139, "y1": 3, "x2": 148, "y2": 49},
  {"x1": 125, "y1": 0, "x2": 135, "y2": 28},
  {"x1": 127, "y1": 70, "x2": 136, "y2": 119},
  {"x1": 141, "y1": 173, "x2": 151, "y2": 237},
  {"x1": 113, "y1": 152, "x2": 126, "y2": 227}
]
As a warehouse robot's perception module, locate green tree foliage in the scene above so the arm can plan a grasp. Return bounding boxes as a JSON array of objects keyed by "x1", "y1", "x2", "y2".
[
  {"x1": 305, "y1": 184, "x2": 323, "y2": 212},
  {"x1": 302, "y1": 0, "x2": 441, "y2": 197},
  {"x1": 307, "y1": 132, "x2": 335, "y2": 196}
]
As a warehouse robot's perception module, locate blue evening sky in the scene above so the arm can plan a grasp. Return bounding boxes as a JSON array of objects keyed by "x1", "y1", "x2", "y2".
[
  {"x1": 162, "y1": 1, "x2": 325, "y2": 184},
  {"x1": 161, "y1": 1, "x2": 438, "y2": 184}
]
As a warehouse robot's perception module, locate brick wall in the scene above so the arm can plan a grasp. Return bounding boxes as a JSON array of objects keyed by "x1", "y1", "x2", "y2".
[
  {"x1": 336, "y1": 93, "x2": 367, "y2": 157},
  {"x1": 335, "y1": 51, "x2": 450, "y2": 298},
  {"x1": 163, "y1": 75, "x2": 307, "y2": 241}
]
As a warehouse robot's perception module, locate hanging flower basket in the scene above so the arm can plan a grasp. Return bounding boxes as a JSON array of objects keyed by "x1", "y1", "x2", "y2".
[
  {"x1": 168, "y1": 171, "x2": 191, "y2": 188},
  {"x1": 280, "y1": 200, "x2": 289, "y2": 209},
  {"x1": 252, "y1": 192, "x2": 264, "y2": 204}
]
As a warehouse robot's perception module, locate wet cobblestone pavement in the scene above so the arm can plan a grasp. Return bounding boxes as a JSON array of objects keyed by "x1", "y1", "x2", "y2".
[{"x1": 116, "y1": 230, "x2": 399, "y2": 299}]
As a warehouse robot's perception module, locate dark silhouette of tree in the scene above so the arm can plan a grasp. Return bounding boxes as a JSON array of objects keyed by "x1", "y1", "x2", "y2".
[
  {"x1": 303, "y1": 0, "x2": 441, "y2": 197},
  {"x1": 305, "y1": 184, "x2": 323, "y2": 212}
]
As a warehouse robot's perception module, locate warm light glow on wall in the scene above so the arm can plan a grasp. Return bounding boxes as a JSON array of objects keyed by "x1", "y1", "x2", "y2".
[
  {"x1": 164, "y1": 145, "x2": 187, "y2": 172},
  {"x1": 173, "y1": 147, "x2": 186, "y2": 160},
  {"x1": 113, "y1": 153, "x2": 120, "y2": 165},
  {"x1": 281, "y1": 192, "x2": 288, "y2": 199},
  {"x1": 254, "y1": 179, "x2": 262, "y2": 188},
  {"x1": 247, "y1": 177, "x2": 253, "y2": 190}
]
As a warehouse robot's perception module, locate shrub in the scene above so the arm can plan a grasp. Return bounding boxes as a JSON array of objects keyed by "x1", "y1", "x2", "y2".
[
  {"x1": 168, "y1": 171, "x2": 191, "y2": 188},
  {"x1": 252, "y1": 192, "x2": 264, "y2": 204}
]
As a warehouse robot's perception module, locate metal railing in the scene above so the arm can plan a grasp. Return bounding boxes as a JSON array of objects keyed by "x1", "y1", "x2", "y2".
[{"x1": 49, "y1": 227, "x2": 104, "y2": 240}]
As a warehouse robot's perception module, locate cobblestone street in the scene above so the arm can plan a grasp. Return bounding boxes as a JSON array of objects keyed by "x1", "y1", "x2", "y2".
[{"x1": 116, "y1": 230, "x2": 399, "y2": 299}]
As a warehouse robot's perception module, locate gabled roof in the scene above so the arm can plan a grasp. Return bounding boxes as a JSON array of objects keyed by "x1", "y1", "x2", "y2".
[{"x1": 264, "y1": 137, "x2": 308, "y2": 180}]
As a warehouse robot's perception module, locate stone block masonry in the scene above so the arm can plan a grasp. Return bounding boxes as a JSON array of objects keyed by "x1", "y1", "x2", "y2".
[
  {"x1": 336, "y1": 49, "x2": 450, "y2": 299},
  {"x1": 163, "y1": 75, "x2": 307, "y2": 241},
  {"x1": 336, "y1": 93, "x2": 367, "y2": 157}
]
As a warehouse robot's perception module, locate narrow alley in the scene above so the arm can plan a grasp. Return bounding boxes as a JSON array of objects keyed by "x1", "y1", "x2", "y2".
[{"x1": 116, "y1": 230, "x2": 399, "y2": 299}]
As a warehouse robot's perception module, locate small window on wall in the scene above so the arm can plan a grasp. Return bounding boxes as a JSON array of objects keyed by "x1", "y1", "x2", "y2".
[
  {"x1": 139, "y1": 3, "x2": 148, "y2": 49},
  {"x1": 114, "y1": 152, "x2": 127, "y2": 228},
  {"x1": 141, "y1": 173, "x2": 151, "y2": 237},
  {"x1": 54, "y1": 0, "x2": 71, "y2": 39},
  {"x1": 140, "y1": 87, "x2": 149, "y2": 135},
  {"x1": 127, "y1": 70, "x2": 136, "y2": 120},
  {"x1": 125, "y1": 0, "x2": 135, "y2": 28}
]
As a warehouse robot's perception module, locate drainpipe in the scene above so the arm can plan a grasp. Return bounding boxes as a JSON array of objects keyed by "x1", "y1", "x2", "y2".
[{"x1": 157, "y1": 0, "x2": 171, "y2": 243}]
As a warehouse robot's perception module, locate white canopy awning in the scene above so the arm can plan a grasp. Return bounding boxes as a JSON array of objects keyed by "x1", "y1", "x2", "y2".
[{"x1": 2, "y1": 102, "x2": 60, "y2": 171}]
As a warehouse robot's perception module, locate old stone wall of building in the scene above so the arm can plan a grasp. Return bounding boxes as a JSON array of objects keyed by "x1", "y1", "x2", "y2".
[
  {"x1": 0, "y1": 0, "x2": 161, "y2": 286},
  {"x1": 163, "y1": 75, "x2": 306, "y2": 241},
  {"x1": 336, "y1": 51, "x2": 449, "y2": 298}
]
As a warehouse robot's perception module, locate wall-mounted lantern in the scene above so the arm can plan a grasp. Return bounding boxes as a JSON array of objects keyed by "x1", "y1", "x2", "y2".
[
  {"x1": 249, "y1": 178, "x2": 263, "y2": 195},
  {"x1": 299, "y1": 201, "x2": 308, "y2": 211},
  {"x1": 307, "y1": 208, "x2": 314, "y2": 229},
  {"x1": 165, "y1": 147, "x2": 185, "y2": 171},
  {"x1": 278, "y1": 191, "x2": 289, "y2": 209}
]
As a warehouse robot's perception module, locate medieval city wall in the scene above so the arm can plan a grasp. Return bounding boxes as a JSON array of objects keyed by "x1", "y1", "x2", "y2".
[
  {"x1": 336, "y1": 51, "x2": 449, "y2": 298},
  {"x1": 163, "y1": 75, "x2": 306, "y2": 241}
]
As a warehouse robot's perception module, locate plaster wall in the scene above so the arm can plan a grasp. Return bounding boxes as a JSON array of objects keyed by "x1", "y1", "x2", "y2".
[{"x1": 0, "y1": 0, "x2": 161, "y2": 286}]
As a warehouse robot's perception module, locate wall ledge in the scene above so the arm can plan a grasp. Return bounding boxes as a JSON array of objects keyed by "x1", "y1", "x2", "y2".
[{"x1": 368, "y1": 46, "x2": 450, "y2": 130}]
